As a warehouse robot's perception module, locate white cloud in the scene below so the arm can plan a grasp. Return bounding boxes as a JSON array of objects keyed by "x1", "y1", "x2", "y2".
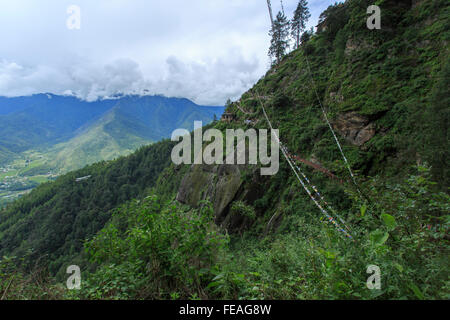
[{"x1": 0, "y1": 1, "x2": 340, "y2": 105}]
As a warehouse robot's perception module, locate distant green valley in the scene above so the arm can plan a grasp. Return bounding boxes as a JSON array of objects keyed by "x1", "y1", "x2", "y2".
[{"x1": 0, "y1": 94, "x2": 224, "y2": 206}]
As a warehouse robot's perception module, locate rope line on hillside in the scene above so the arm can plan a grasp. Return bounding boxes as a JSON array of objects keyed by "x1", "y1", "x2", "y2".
[
  {"x1": 303, "y1": 53, "x2": 364, "y2": 199},
  {"x1": 256, "y1": 93, "x2": 353, "y2": 239},
  {"x1": 238, "y1": 94, "x2": 348, "y2": 184},
  {"x1": 287, "y1": 152, "x2": 344, "y2": 184},
  {"x1": 283, "y1": 147, "x2": 351, "y2": 232},
  {"x1": 235, "y1": 101, "x2": 258, "y2": 115}
]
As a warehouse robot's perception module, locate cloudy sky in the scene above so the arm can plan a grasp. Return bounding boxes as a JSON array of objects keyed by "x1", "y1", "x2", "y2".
[{"x1": 0, "y1": 0, "x2": 340, "y2": 105}]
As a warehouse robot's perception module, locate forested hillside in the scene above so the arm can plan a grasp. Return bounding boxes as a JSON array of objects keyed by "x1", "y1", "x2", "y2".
[
  {"x1": 0, "y1": 0, "x2": 448, "y2": 300},
  {"x1": 0, "y1": 140, "x2": 176, "y2": 278},
  {"x1": 0, "y1": 94, "x2": 223, "y2": 206}
]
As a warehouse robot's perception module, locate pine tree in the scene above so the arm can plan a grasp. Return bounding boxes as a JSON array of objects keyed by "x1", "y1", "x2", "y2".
[
  {"x1": 291, "y1": 0, "x2": 311, "y2": 49},
  {"x1": 268, "y1": 11, "x2": 290, "y2": 65}
]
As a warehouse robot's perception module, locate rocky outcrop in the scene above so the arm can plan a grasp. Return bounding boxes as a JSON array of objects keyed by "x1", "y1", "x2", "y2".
[
  {"x1": 176, "y1": 162, "x2": 268, "y2": 232},
  {"x1": 332, "y1": 112, "x2": 376, "y2": 146},
  {"x1": 176, "y1": 163, "x2": 244, "y2": 222}
]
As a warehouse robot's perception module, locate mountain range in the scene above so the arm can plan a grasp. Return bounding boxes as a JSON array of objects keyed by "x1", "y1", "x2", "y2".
[{"x1": 0, "y1": 94, "x2": 224, "y2": 170}]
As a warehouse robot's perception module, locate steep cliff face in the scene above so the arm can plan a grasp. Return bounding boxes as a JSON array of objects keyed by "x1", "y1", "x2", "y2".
[
  {"x1": 169, "y1": 0, "x2": 449, "y2": 231},
  {"x1": 176, "y1": 163, "x2": 271, "y2": 232},
  {"x1": 176, "y1": 164, "x2": 244, "y2": 222},
  {"x1": 59, "y1": 0, "x2": 449, "y2": 300}
]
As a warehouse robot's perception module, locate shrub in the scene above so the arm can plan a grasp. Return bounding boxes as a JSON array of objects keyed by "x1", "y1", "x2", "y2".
[
  {"x1": 78, "y1": 195, "x2": 229, "y2": 299},
  {"x1": 230, "y1": 201, "x2": 257, "y2": 220}
]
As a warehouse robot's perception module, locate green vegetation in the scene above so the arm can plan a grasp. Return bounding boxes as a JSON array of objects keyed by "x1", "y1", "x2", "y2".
[
  {"x1": 230, "y1": 201, "x2": 257, "y2": 221},
  {"x1": 5, "y1": 165, "x2": 442, "y2": 300},
  {"x1": 269, "y1": 11, "x2": 291, "y2": 65},
  {"x1": 47, "y1": 108, "x2": 154, "y2": 173},
  {"x1": 291, "y1": 0, "x2": 311, "y2": 49},
  {"x1": 0, "y1": 0, "x2": 448, "y2": 300},
  {"x1": 74, "y1": 197, "x2": 227, "y2": 299},
  {"x1": 0, "y1": 151, "x2": 56, "y2": 207},
  {"x1": 0, "y1": 96, "x2": 223, "y2": 207},
  {"x1": 0, "y1": 140, "x2": 176, "y2": 279}
]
